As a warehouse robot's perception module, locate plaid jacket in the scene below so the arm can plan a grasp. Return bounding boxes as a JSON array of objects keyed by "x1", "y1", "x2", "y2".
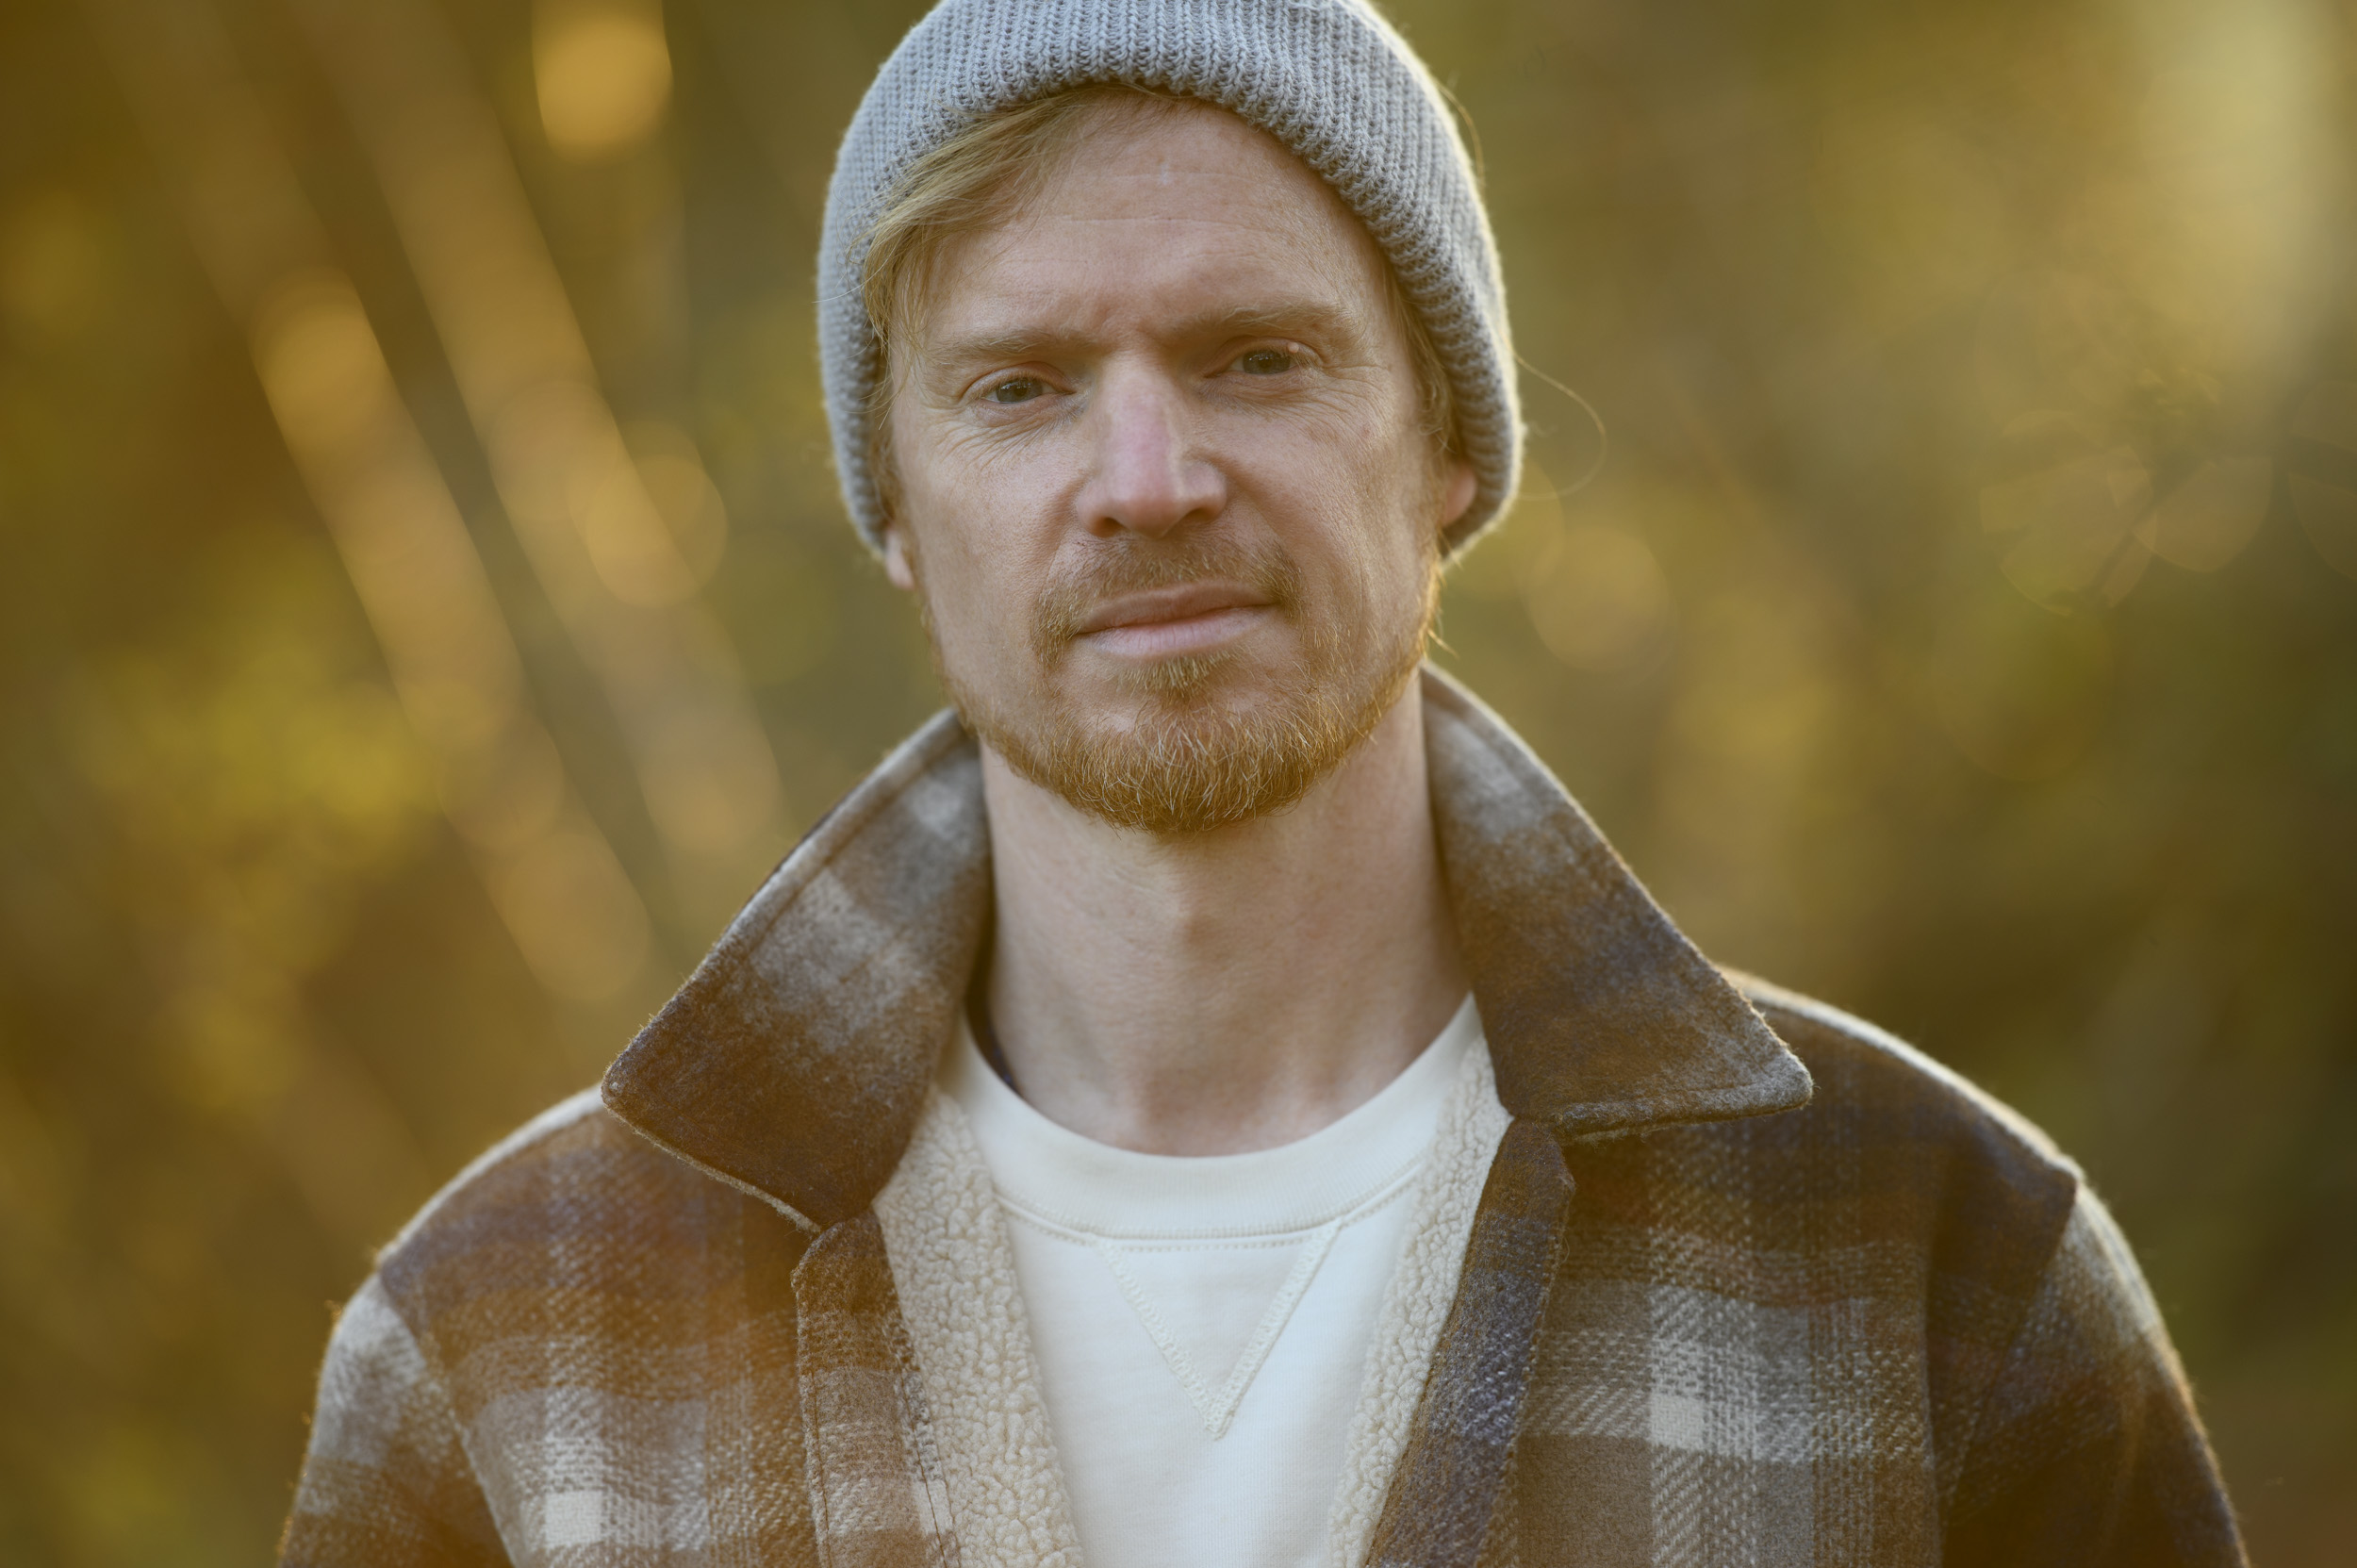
[{"x1": 281, "y1": 668, "x2": 2245, "y2": 1566}]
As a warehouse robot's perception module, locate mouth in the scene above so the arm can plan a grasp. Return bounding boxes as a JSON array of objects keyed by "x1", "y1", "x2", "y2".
[{"x1": 1073, "y1": 583, "x2": 1277, "y2": 660}]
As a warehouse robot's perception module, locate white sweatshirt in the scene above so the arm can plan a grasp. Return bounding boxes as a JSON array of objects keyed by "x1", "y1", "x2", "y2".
[{"x1": 938, "y1": 997, "x2": 1484, "y2": 1568}]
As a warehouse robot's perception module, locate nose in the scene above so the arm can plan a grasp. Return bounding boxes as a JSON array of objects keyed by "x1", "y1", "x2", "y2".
[{"x1": 1077, "y1": 367, "x2": 1227, "y2": 538}]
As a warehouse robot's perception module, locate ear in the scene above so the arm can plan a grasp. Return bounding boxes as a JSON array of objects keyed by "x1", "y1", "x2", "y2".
[
  {"x1": 882, "y1": 523, "x2": 918, "y2": 591},
  {"x1": 1438, "y1": 456, "x2": 1478, "y2": 533}
]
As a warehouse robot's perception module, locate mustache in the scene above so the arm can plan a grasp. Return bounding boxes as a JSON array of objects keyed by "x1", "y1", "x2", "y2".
[{"x1": 1030, "y1": 536, "x2": 1303, "y2": 653}]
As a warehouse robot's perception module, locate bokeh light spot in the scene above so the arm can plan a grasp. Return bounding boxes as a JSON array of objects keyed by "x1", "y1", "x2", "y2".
[
  {"x1": 1523, "y1": 525, "x2": 1675, "y2": 672},
  {"x1": 483, "y1": 825, "x2": 651, "y2": 1001},
  {"x1": 535, "y1": 0, "x2": 672, "y2": 162},
  {"x1": 627, "y1": 421, "x2": 731, "y2": 586},
  {"x1": 2151, "y1": 457, "x2": 2272, "y2": 573},
  {"x1": 1981, "y1": 445, "x2": 2153, "y2": 609},
  {"x1": 639, "y1": 704, "x2": 785, "y2": 856}
]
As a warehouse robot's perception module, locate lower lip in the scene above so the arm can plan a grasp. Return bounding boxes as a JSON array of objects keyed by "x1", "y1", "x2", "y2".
[{"x1": 1080, "y1": 604, "x2": 1269, "y2": 660}]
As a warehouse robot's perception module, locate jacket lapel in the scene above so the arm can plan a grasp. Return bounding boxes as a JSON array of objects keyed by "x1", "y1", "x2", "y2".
[
  {"x1": 1422, "y1": 668, "x2": 1812, "y2": 1136},
  {"x1": 793, "y1": 1213, "x2": 964, "y2": 1568},
  {"x1": 1361, "y1": 1119, "x2": 1573, "y2": 1568},
  {"x1": 602, "y1": 709, "x2": 989, "y2": 1231}
]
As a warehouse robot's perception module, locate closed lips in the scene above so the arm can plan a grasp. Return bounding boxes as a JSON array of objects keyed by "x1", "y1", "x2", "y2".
[{"x1": 1079, "y1": 585, "x2": 1271, "y2": 634}]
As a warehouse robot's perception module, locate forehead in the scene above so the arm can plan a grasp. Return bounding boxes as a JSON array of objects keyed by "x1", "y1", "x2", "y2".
[{"x1": 918, "y1": 99, "x2": 1392, "y2": 346}]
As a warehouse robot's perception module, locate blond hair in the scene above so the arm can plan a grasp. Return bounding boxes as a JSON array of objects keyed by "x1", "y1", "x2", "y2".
[{"x1": 858, "y1": 85, "x2": 1458, "y2": 521}]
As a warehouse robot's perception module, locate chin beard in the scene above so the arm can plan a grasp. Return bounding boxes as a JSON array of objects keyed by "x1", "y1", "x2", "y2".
[{"x1": 938, "y1": 556, "x2": 1436, "y2": 836}]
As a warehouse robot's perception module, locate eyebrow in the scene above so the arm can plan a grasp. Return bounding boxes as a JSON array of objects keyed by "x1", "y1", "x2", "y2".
[{"x1": 922, "y1": 299, "x2": 1369, "y2": 372}]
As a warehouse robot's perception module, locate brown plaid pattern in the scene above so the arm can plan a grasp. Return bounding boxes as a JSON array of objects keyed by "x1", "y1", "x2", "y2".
[
  {"x1": 1364, "y1": 1119, "x2": 1573, "y2": 1568},
  {"x1": 282, "y1": 669, "x2": 2244, "y2": 1566},
  {"x1": 795, "y1": 1214, "x2": 962, "y2": 1568}
]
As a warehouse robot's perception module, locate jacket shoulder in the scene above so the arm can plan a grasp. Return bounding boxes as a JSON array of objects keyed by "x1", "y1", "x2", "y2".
[
  {"x1": 378, "y1": 1089, "x2": 606, "y2": 1246},
  {"x1": 1718, "y1": 983, "x2": 2242, "y2": 1560},
  {"x1": 1729, "y1": 968, "x2": 2080, "y2": 1186},
  {"x1": 378, "y1": 1090, "x2": 656, "y2": 1260},
  {"x1": 1695, "y1": 972, "x2": 2088, "y2": 1347},
  {"x1": 369, "y1": 1088, "x2": 792, "y2": 1334}
]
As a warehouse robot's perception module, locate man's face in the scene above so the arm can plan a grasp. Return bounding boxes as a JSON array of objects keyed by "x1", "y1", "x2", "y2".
[{"x1": 882, "y1": 98, "x2": 1476, "y2": 834}]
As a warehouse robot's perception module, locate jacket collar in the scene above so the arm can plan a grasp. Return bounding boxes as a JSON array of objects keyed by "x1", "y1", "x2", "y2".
[{"x1": 602, "y1": 665, "x2": 1810, "y2": 1230}]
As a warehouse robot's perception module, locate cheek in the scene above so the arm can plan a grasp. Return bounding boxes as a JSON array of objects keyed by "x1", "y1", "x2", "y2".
[
  {"x1": 895, "y1": 432, "x2": 1012, "y2": 645},
  {"x1": 915, "y1": 527, "x2": 1010, "y2": 668},
  {"x1": 902, "y1": 384, "x2": 1089, "y2": 511},
  {"x1": 901, "y1": 493, "x2": 1055, "y2": 688},
  {"x1": 1281, "y1": 429, "x2": 1441, "y2": 613},
  {"x1": 898, "y1": 406, "x2": 1076, "y2": 569}
]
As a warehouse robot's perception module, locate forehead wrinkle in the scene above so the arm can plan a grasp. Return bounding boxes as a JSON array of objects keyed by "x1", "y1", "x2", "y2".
[
  {"x1": 923, "y1": 297, "x2": 1373, "y2": 374},
  {"x1": 924, "y1": 212, "x2": 1375, "y2": 361}
]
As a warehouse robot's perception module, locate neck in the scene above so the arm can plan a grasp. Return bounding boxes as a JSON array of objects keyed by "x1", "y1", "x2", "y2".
[{"x1": 980, "y1": 685, "x2": 1467, "y2": 1155}]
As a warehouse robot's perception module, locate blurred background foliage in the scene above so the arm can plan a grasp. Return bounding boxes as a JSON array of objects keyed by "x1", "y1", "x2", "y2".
[{"x1": 1, "y1": 0, "x2": 2352, "y2": 1559}]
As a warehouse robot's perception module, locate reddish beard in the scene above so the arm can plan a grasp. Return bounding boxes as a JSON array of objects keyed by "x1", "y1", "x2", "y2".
[{"x1": 924, "y1": 531, "x2": 1437, "y2": 834}]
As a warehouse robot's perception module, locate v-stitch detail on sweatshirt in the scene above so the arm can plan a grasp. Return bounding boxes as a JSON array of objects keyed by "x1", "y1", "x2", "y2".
[
  {"x1": 1090, "y1": 1220, "x2": 1343, "y2": 1439},
  {"x1": 993, "y1": 1153, "x2": 1432, "y2": 1437}
]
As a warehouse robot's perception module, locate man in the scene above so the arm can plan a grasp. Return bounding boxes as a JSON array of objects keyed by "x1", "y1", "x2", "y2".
[{"x1": 280, "y1": 2, "x2": 2245, "y2": 1564}]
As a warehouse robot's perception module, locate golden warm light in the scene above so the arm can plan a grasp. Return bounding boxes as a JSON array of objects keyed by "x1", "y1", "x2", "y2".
[
  {"x1": 535, "y1": 0, "x2": 673, "y2": 161},
  {"x1": 630, "y1": 421, "x2": 733, "y2": 586},
  {"x1": 481, "y1": 823, "x2": 652, "y2": 1000},
  {"x1": 1979, "y1": 440, "x2": 2155, "y2": 610},
  {"x1": 305, "y1": 0, "x2": 786, "y2": 920},
  {"x1": 1524, "y1": 526, "x2": 1675, "y2": 672},
  {"x1": 9, "y1": 0, "x2": 2354, "y2": 1560},
  {"x1": 248, "y1": 272, "x2": 655, "y2": 1004}
]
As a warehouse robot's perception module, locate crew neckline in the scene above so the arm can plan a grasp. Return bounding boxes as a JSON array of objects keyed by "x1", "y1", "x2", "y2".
[{"x1": 940, "y1": 994, "x2": 1480, "y2": 1239}]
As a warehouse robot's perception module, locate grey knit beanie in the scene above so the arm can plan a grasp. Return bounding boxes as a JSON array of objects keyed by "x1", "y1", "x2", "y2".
[{"x1": 817, "y1": 0, "x2": 1520, "y2": 556}]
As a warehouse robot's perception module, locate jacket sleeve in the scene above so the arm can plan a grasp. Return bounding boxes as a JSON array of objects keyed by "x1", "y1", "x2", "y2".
[
  {"x1": 279, "y1": 1275, "x2": 510, "y2": 1566},
  {"x1": 1944, "y1": 1185, "x2": 2247, "y2": 1567}
]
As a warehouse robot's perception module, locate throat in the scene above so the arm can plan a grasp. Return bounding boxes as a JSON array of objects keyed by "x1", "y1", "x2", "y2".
[{"x1": 973, "y1": 686, "x2": 1469, "y2": 1154}]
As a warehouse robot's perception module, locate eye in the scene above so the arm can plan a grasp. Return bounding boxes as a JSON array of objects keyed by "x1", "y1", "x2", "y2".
[
  {"x1": 1236, "y1": 347, "x2": 1297, "y2": 376},
  {"x1": 985, "y1": 375, "x2": 1046, "y2": 404}
]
